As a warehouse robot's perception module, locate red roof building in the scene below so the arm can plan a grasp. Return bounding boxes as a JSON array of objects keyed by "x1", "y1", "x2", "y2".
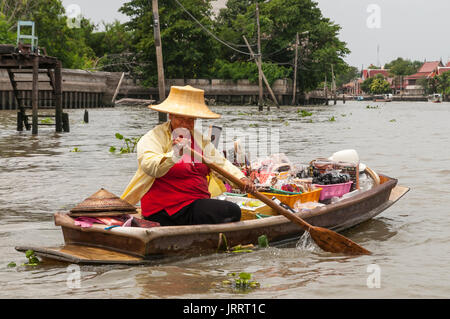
[
  {"x1": 362, "y1": 69, "x2": 390, "y2": 80},
  {"x1": 406, "y1": 61, "x2": 444, "y2": 85}
]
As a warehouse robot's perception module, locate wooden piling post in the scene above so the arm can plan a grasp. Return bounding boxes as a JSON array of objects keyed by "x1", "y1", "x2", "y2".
[
  {"x1": 84, "y1": 109, "x2": 89, "y2": 123},
  {"x1": 55, "y1": 61, "x2": 63, "y2": 132},
  {"x1": 32, "y1": 56, "x2": 39, "y2": 135},
  {"x1": 62, "y1": 112, "x2": 70, "y2": 132},
  {"x1": 17, "y1": 111, "x2": 23, "y2": 131}
]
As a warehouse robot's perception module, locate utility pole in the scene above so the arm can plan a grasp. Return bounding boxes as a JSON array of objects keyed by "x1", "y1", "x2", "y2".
[
  {"x1": 243, "y1": 36, "x2": 279, "y2": 108},
  {"x1": 291, "y1": 32, "x2": 299, "y2": 105},
  {"x1": 152, "y1": 0, "x2": 167, "y2": 123},
  {"x1": 331, "y1": 64, "x2": 337, "y2": 105},
  {"x1": 256, "y1": 2, "x2": 263, "y2": 111}
]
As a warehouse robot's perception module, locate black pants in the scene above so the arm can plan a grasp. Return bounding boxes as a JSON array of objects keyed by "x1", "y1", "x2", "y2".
[{"x1": 144, "y1": 199, "x2": 241, "y2": 226}]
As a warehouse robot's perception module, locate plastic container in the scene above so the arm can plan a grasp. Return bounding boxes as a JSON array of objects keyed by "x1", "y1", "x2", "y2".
[
  {"x1": 269, "y1": 187, "x2": 302, "y2": 195},
  {"x1": 223, "y1": 196, "x2": 276, "y2": 220},
  {"x1": 223, "y1": 192, "x2": 247, "y2": 197},
  {"x1": 249, "y1": 188, "x2": 322, "y2": 207},
  {"x1": 313, "y1": 181, "x2": 353, "y2": 201}
]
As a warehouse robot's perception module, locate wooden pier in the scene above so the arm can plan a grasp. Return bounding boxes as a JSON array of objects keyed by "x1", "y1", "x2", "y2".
[{"x1": 0, "y1": 44, "x2": 66, "y2": 134}]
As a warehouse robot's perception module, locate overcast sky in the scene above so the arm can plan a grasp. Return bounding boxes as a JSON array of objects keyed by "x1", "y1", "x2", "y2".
[{"x1": 60, "y1": 0, "x2": 450, "y2": 68}]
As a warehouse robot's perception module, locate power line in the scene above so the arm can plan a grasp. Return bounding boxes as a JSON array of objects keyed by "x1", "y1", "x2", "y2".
[{"x1": 173, "y1": 0, "x2": 253, "y2": 56}]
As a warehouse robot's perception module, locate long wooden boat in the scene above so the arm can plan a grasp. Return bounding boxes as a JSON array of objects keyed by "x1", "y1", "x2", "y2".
[{"x1": 16, "y1": 174, "x2": 409, "y2": 265}]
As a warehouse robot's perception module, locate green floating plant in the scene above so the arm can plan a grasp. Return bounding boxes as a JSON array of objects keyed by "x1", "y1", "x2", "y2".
[
  {"x1": 70, "y1": 147, "x2": 81, "y2": 152},
  {"x1": 40, "y1": 117, "x2": 53, "y2": 124},
  {"x1": 223, "y1": 272, "x2": 260, "y2": 291},
  {"x1": 6, "y1": 250, "x2": 40, "y2": 268},
  {"x1": 110, "y1": 133, "x2": 141, "y2": 154},
  {"x1": 258, "y1": 234, "x2": 269, "y2": 248},
  {"x1": 24, "y1": 250, "x2": 40, "y2": 266},
  {"x1": 298, "y1": 109, "x2": 313, "y2": 117}
]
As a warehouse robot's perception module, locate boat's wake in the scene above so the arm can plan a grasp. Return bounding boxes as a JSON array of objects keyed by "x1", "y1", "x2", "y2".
[{"x1": 295, "y1": 231, "x2": 322, "y2": 253}]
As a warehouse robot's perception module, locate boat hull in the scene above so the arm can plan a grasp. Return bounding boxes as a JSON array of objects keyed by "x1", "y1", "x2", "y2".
[{"x1": 16, "y1": 175, "x2": 409, "y2": 264}]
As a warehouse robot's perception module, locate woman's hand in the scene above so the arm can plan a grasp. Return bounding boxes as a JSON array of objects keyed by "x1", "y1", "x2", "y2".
[
  {"x1": 239, "y1": 177, "x2": 256, "y2": 194},
  {"x1": 172, "y1": 136, "x2": 190, "y2": 154}
]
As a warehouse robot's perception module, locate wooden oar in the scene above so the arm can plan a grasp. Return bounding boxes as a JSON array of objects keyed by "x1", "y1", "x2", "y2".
[{"x1": 191, "y1": 148, "x2": 371, "y2": 255}]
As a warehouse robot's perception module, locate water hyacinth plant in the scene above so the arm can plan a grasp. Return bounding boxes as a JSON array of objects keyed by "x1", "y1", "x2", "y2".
[
  {"x1": 110, "y1": 133, "x2": 141, "y2": 154},
  {"x1": 7, "y1": 250, "x2": 40, "y2": 268},
  {"x1": 222, "y1": 272, "x2": 261, "y2": 291},
  {"x1": 298, "y1": 109, "x2": 313, "y2": 117}
]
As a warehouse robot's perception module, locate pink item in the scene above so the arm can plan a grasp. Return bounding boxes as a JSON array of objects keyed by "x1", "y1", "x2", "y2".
[
  {"x1": 74, "y1": 217, "x2": 104, "y2": 228},
  {"x1": 313, "y1": 181, "x2": 353, "y2": 201},
  {"x1": 122, "y1": 216, "x2": 134, "y2": 227},
  {"x1": 225, "y1": 183, "x2": 232, "y2": 192},
  {"x1": 96, "y1": 217, "x2": 124, "y2": 226}
]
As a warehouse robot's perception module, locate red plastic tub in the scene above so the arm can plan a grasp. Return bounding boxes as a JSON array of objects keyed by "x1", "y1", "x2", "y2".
[{"x1": 313, "y1": 181, "x2": 353, "y2": 201}]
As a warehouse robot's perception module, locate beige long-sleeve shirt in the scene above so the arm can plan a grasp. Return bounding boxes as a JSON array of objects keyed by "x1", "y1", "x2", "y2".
[{"x1": 121, "y1": 121, "x2": 245, "y2": 205}]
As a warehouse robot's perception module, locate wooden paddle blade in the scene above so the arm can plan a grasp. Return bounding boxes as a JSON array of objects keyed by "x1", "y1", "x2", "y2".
[{"x1": 309, "y1": 226, "x2": 372, "y2": 255}]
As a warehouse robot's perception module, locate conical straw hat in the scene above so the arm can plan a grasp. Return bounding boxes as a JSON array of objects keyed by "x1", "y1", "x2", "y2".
[
  {"x1": 148, "y1": 85, "x2": 220, "y2": 119},
  {"x1": 70, "y1": 188, "x2": 137, "y2": 216}
]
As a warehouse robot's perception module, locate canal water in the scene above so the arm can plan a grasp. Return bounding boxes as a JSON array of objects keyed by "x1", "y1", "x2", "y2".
[{"x1": 0, "y1": 101, "x2": 449, "y2": 299}]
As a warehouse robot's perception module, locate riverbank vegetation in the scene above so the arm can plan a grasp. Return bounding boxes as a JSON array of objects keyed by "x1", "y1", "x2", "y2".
[{"x1": 1, "y1": 0, "x2": 350, "y2": 95}]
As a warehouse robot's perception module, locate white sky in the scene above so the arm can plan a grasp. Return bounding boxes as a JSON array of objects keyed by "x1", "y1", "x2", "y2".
[{"x1": 60, "y1": 0, "x2": 450, "y2": 68}]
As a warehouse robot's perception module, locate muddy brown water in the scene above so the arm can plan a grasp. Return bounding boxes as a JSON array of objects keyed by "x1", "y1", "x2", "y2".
[{"x1": 0, "y1": 101, "x2": 449, "y2": 298}]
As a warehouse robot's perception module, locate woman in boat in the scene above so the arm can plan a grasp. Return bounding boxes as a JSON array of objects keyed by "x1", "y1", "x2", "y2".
[{"x1": 121, "y1": 85, "x2": 255, "y2": 226}]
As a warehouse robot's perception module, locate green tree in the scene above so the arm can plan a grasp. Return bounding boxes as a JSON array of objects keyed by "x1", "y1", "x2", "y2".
[
  {"x1": 418, "y1": 77, "x2": 437, "y2": 95},
  {"x1": 0, "y1": 14, "x2": 15, "y2": 44},
  {"x1": 361, "y1": 77, "x2": 375, "y2": 94},
  {"x1": 214, "y1": 0, "x2": 350, "y2": 93},
  {"x1": 385, "y1": 57, "x2": 422, "y2": 92},
  {"x1": 361, "y1": 74, "x2": 386, "y2": 94},
  {"x1": 120, "y1": 0, "x2": 220, "y2": 86},
  {"x1": 336, "y1": 65, "x2": 359, "y2": 87},
  {"x1": 211, "y1": 60, "x2": 291, "y2": 85},
  {"x1": 29, "y1": 1, "x2": 97, "y2": 69},
  {"x1": 85, "y1": 20, "x2": 134, "y2": 73},
  {"x1": 385, "y1": 57, "x2": 422, "y2": 76},
  {"x1": 1, "y1": 0, "x2": 97, "y2": 69},
  {"x1": 0, "y1": 0, "x2": 40, "y2": 29},
  {"x1": 370, "y1": 77, "x2": 391, "y2": 94},
  {"x1": 436, "y1": 72, "x2": 450, "y2": 96}
]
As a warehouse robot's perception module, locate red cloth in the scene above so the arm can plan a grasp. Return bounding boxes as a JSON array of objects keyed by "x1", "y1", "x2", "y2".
[{"x1": 140, "y1": 139, "x2": 211, "y2": 217}]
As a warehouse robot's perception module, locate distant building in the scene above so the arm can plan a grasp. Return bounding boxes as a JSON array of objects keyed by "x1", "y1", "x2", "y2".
[
  {"x1": 341, "y1": 60, "x2": 450, "y2": 96},
  {"x1": 405, "y1": 61, "x2": 443, "y2": 85},
  {"x1": 404, "y1": 61, "x2": 449, "y2": 95},
  {"x1": 342, "y1": 78, "x2": 363, "y2": 95},
  {"x1": 362, "y1": 68, "x2": 390, "y2": 80}
]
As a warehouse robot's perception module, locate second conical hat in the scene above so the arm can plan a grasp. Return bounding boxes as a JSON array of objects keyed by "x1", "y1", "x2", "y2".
[
  {"x1": 70, "y1": 188, "x2": 137, "y2": 215},
  {"x1": 149, "y1": 85, "x2": 221, "y2": 119}
]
